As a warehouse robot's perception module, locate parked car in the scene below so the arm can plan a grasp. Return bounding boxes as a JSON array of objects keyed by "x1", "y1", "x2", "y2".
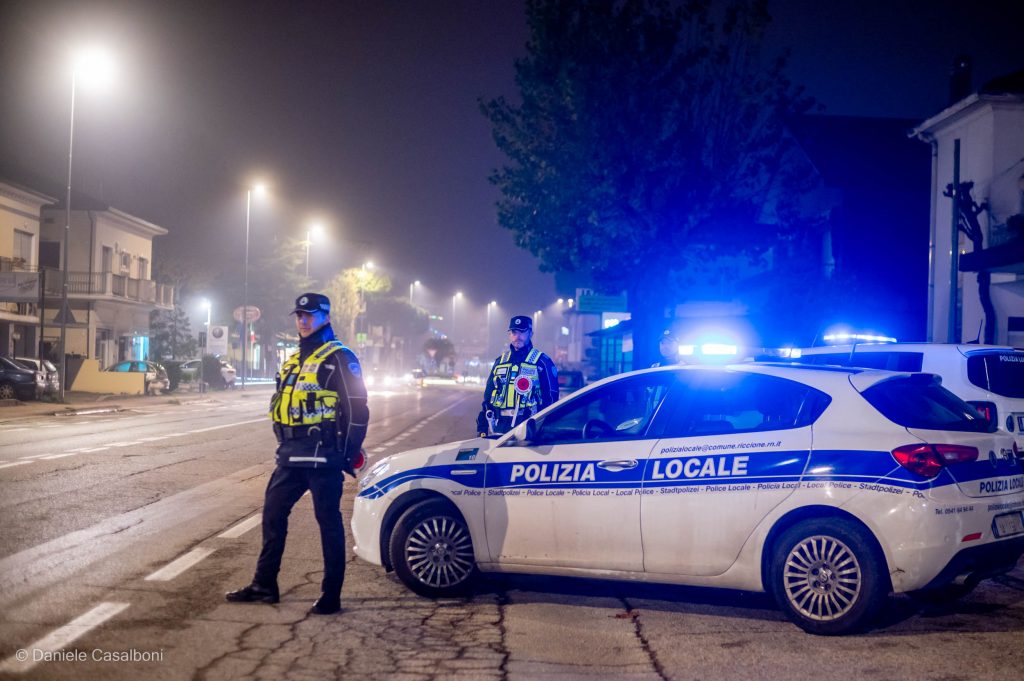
[
  {"x1": 795, "y1": 343, "x2": 1024, "y2": 449},
  {"x1": 14, "y1": 357, "x2": 60, "y2": 396},
  {"x1": 179, "y1": 358, "x2": 237, "y2": 388},
  {"x1": 104, "y1": 360, "x2": 169, "y2": 395},
  {"x1": 557, "y1": 369, "x2": 585, "y2": 397},
  {"x1": 0, "y1": 355, "x2": 44, "y2": 400},
  {"x1": 353, "y1": 363, "x2": 1024, "y2": 635}
]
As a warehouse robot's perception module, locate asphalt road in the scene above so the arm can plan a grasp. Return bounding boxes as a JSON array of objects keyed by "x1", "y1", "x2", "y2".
[{"x1": 0, "y1": 385, "x2": 1021, "y2": 680}]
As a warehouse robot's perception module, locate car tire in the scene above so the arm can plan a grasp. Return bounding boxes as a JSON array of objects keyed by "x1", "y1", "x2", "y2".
[
  {"x1": 389, "y1": 499, "x2": 477, "y2": 597},
  {"x1": 769, "y1": 518, "x2": 887, "y2": 635},
  {"x1": 0, "y1": 383, "x2": 16, "y2": 400}
]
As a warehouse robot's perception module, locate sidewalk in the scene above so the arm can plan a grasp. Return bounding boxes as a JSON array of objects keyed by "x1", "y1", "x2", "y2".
[{"x1": 0, "y1": 383, "x2": 274, "y2": 422}]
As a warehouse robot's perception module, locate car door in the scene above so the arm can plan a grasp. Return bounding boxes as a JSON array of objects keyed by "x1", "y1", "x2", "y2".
[
  {"x1": 484, "y1": 372, "x2": 675, "y2": 571},
  {"x1": 641, "y1": 371, "x2": 822, "y2": 576}
]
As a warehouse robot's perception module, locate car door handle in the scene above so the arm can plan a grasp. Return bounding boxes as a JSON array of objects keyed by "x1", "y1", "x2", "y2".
[{"x1": 597, "y1": 459, "x2": 638, "y2": 472}]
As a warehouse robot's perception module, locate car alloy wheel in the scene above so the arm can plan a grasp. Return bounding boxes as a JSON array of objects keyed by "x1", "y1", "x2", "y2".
[
  {"x1": 771, "y1": 518, "x2": 886, "y2": 635},
  {"x1": 390, "y1": 499, "x2": 476, "y2": 597},
  {"x1": 0, "y1": 383, "x2": 15, "y2": 400}
]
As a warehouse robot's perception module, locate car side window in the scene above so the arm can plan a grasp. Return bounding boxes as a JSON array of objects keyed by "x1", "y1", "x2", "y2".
[
  {"x1": 529, "y1": 374, "x2": 674, "y2": 446},
  {"x1": 111, "y1": 362, "x2": 128, "y2": 372},
  {"x1": 658, "y1": 373, "x2": 825, "y2": 438}
]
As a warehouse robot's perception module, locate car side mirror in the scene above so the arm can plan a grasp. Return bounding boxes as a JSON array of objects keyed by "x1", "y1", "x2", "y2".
[{"x1": 524, "y1": 418, "x2": 538, "y2": 444}]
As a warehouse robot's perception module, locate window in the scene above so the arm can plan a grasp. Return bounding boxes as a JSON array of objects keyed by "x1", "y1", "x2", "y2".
[
  {"x1": 966, "y1": 352, "x2": 1024, "y2": 398},
  {"x1": 138, "y1": 256, "x2": 149, "y2": 280},
  {"x1": 13, "y1": 230, "x2": 32, "y2": 265},
  {"x1": 527, "y1": 373, "x2": 674, "y2": 445},
  {"x1": 658, "y1": 372, "x2": 828, "y2": 438},
  {"x1": 862, "y1": 374, "x2": 994, "y2": 432}
]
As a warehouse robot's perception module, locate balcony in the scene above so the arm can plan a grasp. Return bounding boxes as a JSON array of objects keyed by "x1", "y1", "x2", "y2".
[{"x1": 41, "y1": 268, "x2": 175, "y2": 309}]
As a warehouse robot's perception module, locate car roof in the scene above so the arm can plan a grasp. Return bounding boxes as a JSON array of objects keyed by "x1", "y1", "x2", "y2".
[{"x1": 799, "y1": 342, "x2": 1021, "y2": 356}]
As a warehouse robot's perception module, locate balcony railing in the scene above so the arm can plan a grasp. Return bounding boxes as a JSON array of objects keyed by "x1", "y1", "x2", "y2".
[{"x1": 41, "y1": 268, "x2": 175, "y2": 308}]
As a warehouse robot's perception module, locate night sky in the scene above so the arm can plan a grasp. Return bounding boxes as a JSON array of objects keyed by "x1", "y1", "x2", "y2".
[{"x1": 1, "y1": 0, "x2": 1022, "y2": 324}]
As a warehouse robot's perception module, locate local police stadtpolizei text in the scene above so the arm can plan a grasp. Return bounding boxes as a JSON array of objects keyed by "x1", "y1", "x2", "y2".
[{"x1": 27, "y1": 648, "x2": 165, "y2": 663}]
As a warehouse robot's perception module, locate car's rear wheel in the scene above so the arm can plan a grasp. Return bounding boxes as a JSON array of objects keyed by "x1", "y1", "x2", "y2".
[
  {"x1": 0, "y1": 383, "x2": 16, "y2": 400},
  {"x1": 389, "y1": 499, "x2": 476, "y2": 597},
  {"x1": 770, "y1": 518, "x2": 887, "y2": 635}
]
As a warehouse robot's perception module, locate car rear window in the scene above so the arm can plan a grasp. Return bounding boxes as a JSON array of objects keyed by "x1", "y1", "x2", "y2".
[
  {"x1": 861, "y1": 375, "x2": 994, "y2": 432},
  {"x1": 966, "y1": 352, "x2": 1024, "y2": 398}
]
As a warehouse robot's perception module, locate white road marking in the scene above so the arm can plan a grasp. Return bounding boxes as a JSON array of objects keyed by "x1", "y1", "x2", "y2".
[
  {"x1": 19, "y1": 453, "x2": 55, "y2": 460},
  {"x1": 218, "y1": 514, "x2": 261, "y2": 539},
  {"x1": 40, "y1": 453, "x2": 77, "y2": 460},
  {"x1": 138, "y1": 436, "x2": 170, "y2": 441},
  {"x1": 80, "y1": 447, "x2": 109, "y2": 453},
  {"x1": 3, "y1": 427, "x2": 28, "y2": 433},
  {"x1": 0, "y1": 601, "x2": 130, "y2": 673},
  {"x1": 144, "y1": 547, "x2": 216, "y2": 581},
  {"x1": 0, "y1": 460, "x2": 33, "y2": 470}
]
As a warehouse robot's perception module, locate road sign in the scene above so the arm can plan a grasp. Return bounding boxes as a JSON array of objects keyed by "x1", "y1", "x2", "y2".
[
  {"x1": 233, "y1": 306, "x2": 261, "y2": 323},
  {"x1": 207, "y1": 325, "x2": 229, "y2": 355}
]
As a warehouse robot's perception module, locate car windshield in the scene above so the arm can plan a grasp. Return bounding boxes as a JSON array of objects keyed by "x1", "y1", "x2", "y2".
[{"x1": 861, "y1": 375, "x2": 994, "y2": 432}]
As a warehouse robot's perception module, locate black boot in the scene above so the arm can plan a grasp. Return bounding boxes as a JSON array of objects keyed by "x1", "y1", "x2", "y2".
[
  {"x1": 309, "y1": 594, "x2": 341, "y2": 615},
  {"x1": 225, "y1": 583, "x2": 279, "y2": 604}
]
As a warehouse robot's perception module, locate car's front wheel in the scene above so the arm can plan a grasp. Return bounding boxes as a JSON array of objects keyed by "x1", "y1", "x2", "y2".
[
  {"x1": 389, "y1": 499, "x2": 477, "y2": 597},
  {"x1": 770, "y1": 518, "x2": 887, "y2": 635},
  {"x1": 0, "y1": 382, "x2": 16, "y2": 400}
]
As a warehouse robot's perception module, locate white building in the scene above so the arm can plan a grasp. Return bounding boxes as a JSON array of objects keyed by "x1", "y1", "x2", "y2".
[
  {"x1": 0, "y1": 180, "x2": 55, "y2": 357},
  {"x1": 912, "y1": 87, "x2": 1024, "y2": 345},
  {"x1": 39, "y1": 197, "x2": 174, "y2": 367}
]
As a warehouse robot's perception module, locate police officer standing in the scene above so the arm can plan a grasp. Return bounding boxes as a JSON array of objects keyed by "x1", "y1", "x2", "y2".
[
  {"x1": 226, "y1": 292, "x2": 369, "y2": 615},
  {"x1": 476, "y1": 315, "x2": 558, "y2": 436}
]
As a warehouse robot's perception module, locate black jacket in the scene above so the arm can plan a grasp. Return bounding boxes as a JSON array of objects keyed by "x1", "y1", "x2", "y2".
[{"x1": 274, "y1": 324, "x2": 369, "y2": 472}]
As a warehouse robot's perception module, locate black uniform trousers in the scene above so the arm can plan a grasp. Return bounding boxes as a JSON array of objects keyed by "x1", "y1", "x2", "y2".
[{"x1": 253, "y1": 465, "x2": 345, "y2": 597}]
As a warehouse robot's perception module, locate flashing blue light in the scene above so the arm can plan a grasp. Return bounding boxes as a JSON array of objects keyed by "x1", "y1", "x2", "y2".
[
  {"x1": 823, "y1": 332, "x2": 897, "y2": 344},
  {"x1": 777, "y1": 347, "x2": 802, "y2": 359},
  {"x1": 701, "y1": 343, "x2": 738, "y2": 356},
  {"x1": 678, "y1": 345, "x2": 695, "y2": 356}
]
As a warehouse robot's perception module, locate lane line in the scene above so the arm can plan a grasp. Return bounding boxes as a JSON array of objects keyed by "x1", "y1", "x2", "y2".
[
  {"x1": 40, "y1": 453, "x2": 77, "y2": 460},
  {"x1": 144, "y1": 547, "x2": 216, "y2": 581},
  {"x1": 218, "y1": 514, "x2": 261, "y2": 539},
  {"x1": 0, "y1": 460, "x2": 33, "y2": 470},
  {"x1": 0, "y1": 601, "x2": 130, "y2": 673},
  {"x1": 19, "y1": 453, "x2": 55, "y2": 460}
]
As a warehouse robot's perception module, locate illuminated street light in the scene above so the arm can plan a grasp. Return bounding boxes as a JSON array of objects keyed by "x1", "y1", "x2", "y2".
[
  {"x1": 409, "y1": 279, "x2": 420, "y2": 307},
  {"x1": 305, "y1": 221, "x2": 325, "y2": 277},
  {"x1": 199, "y1": 298, "x2": 211, "y2": 393},
  {"x1": 59, "y1": 45, "x2": 115, "y2": 401},
  {"x1": 241, "y1": 182, "x2": 266, "y2": 389},
  {"x1": 487, "y1": 300, "x2": 497, "y2": 354}
]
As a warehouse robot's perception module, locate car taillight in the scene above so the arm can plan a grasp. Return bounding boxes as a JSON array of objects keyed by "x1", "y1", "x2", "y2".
[
  {"x1": 892, "y1": 444, "x2": 979, "y2": 478},
  {"x1": 967, "y1": 401, "x2": 997, "y2": 426}
]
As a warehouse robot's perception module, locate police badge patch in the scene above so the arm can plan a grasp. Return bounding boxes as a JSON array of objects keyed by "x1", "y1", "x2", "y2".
[{"x1": 348, "y1": 362, "x2": 362, "y2": 377}]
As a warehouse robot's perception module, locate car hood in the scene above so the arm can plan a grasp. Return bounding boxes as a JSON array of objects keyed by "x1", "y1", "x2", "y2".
[{"x1": 358, "y1": 436, "x2": 496, "y2": 498}]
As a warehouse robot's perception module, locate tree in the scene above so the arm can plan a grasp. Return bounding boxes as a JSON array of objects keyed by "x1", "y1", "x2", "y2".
[
  {"x1": 323, "y1": 267, "x2": 392, "y2": 343},
  {"x1": 150, "y1": 305, "x2": 198, "y2": 360},
  {"x1": 481, "y1": 0, "x2": 814, "y2": 367}
]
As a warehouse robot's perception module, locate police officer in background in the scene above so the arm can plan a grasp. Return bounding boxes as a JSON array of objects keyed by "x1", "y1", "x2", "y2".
[
  {"x1": 226, "y1": 292, "x2": 368, "y2": 615},
  {"x1": 477, "y1": 315, "x2": 558, "y2": 436}
]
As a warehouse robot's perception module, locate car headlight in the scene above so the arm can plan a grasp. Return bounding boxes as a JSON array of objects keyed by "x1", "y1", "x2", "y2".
[{"x1": 359, "y1": 460, "x2": 392, "y2": 491}]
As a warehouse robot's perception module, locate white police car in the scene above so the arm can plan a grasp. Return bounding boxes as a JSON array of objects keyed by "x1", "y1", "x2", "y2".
[{"x1": 352, "y1": 364, "x2": 1024, "y2": 635}]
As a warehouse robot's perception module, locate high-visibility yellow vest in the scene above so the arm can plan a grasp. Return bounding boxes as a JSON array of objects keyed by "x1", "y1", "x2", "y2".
[
  {"x1": 487, "y1": 348, "x2": 542, "y2": 411},
  {"x1": 269, "y1": 340, "x2": 345, "y2": 426}
]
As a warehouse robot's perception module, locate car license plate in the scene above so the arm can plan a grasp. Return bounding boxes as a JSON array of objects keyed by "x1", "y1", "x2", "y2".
[{"x1": 993, "y1": 512, "x2": 1024, "y2": 538}]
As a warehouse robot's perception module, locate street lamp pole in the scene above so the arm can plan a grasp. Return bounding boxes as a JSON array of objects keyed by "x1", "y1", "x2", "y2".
[
  {"x1": 305, "y1": 222, "x2": 324, "y2": 278},
  {"x1": 242, "y1": 188, "x2": 252, "y2": 389},
  {"x1": 487, "y1": 301, "x2": 496, "y2": 356},
  {"x1": 58, "y1": 66, "x2": 79, "y2": 402},
  {"x1": 452, "y1": 292, "x2": 462, "y2": 343}
]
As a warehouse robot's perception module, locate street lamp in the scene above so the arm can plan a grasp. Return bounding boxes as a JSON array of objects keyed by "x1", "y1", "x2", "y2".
[
  {"x1": 59, "y1": 46, "x2": 115, "y2": 402},
  {"x1": 487, "y1": 301, "x2": 497, "y2": 355},
  {"x1": 305, "y1": 222, "x2": 325, "y2": 277},
  {"x1": 452, "y1": 292, "x2": 462, "y2": 342},
  {"x1": 409, "y1": 280, "x2": 420, "y2": 307},
  {"x1": 242, "y1": 182, "x2": 266, "y2": 389}
]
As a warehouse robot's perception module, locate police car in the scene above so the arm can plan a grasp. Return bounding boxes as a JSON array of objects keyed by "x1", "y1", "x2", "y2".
[{"x1": 352, "y1": 364, "x2": 1024, "y2": 635}]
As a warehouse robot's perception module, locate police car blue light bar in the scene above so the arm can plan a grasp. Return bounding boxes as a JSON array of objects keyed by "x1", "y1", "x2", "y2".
[{"x1": 823, "y1": 332, "x2": 898, "y2": 344}]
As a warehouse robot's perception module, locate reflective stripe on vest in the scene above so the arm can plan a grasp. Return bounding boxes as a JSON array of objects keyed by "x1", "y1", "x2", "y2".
[
  {"x1": 488, "y1": 348, "x2": 543, "y2": 410},
  {"x1": 270, "y1": 340, "x2": 345, "y2": 426}
]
